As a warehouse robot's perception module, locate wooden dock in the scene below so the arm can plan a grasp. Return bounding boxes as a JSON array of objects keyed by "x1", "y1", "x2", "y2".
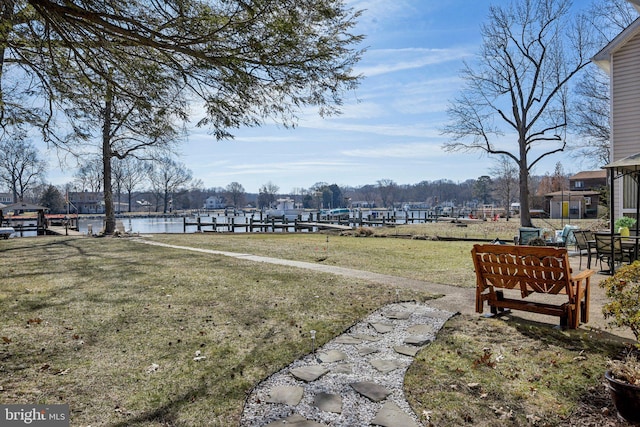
[
  {"x1": 46, "y1": 226, "x2": 84, "y2": 236},
  {"x1": 180, "y1": 210, "x2": 451, "y2": 234},
  {"x1": 186, "y1": 217, "x2": 354, "y2": 233}
]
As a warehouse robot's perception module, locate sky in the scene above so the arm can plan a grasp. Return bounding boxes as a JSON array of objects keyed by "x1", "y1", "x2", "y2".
[{"x1": 47, "y1": 0, "x2": 592, "y2": 194}]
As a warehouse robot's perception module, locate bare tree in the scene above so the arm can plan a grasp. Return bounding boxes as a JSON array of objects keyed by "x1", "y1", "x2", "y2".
[
  {"x1": 0, "y1": 132, "x2": 47, "y2": 202},
  {"x1": 147, "y1": 157, "x2": 193, "y2": 214},
  {"x1": 73, "y1": 156, "x2": 103, "y2": 193},
  {"x1": 225, "y1": 182, "x2": 245, "y2": 208},
  {"x1": 113, "y1": 157, "x2": 148, "y2": 213},
  {"x1": 377, "y1": 179, "x2": 397, "y2": 208},
  {"x1": 490, "y1": 155, "x2": 519, "y2": 220},
  {"x1": 258, "y1": 182, "x2": 280, "y2": 209},
  {"x1": 442, "y1": 0, "x2": 598, "y2": 227}
]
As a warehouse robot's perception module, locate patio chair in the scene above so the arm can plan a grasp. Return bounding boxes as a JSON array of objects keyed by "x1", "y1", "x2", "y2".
[
  {"x1": 574, "y1": 230, "x2": 597, "y2": 270},
  {"x1": 518, "y1": 227, "x2": 541, "y2": 245},
  {"x1": 594, "y1": 233, "x2": 632, "y2": 273}
]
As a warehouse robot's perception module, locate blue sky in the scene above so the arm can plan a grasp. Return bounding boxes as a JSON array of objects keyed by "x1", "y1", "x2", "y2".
[{"x1": 48, "y1": 0, "x2": 590, "y2": 194}]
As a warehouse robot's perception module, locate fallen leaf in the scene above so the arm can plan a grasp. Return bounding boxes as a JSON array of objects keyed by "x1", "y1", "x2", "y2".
[{"x1": 2, "y1": 336, "x2": 11, "y2": 344}]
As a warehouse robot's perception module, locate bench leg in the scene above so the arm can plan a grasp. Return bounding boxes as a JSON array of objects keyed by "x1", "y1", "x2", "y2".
[
  {"x1": 559, "y1": 315, "x2": 568, "y2": 329},
  {"x1": 495, "y1": 290, "x2": 506, "y2": 313},
  {"x1": 489, "y1": 290, "x2": 504, "y2": 315}
]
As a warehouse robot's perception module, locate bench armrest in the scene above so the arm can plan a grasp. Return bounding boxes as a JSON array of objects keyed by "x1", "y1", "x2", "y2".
[{"x1": 570, "y1": 269, "x2": 595, "y2": 282}]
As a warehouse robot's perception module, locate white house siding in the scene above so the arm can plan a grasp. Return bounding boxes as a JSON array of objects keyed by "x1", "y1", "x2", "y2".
[{"x1": 611, "y1": 31, "x2": 640, "y2": 216}]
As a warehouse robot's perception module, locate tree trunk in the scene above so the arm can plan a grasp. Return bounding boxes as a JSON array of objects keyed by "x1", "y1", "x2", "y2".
[
  {"x1": 519, "y1": 142, "x2": 533, "y2": 228},
  {"x1": 102, "y1": 84, "x2": 115, "y2": 235}
]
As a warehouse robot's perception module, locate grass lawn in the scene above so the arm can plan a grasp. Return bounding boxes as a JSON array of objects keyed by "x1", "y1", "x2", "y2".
[
  {"x1": 0, "y1": 222, "x2": 628, "y2": 426},
  {"x1": 0, "y1": 236, "x2": 430, "y2": 425}
]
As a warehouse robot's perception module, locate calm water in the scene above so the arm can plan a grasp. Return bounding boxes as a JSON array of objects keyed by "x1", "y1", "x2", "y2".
[{"x1": 5, "y1": 209, "x2": 438, "y2": 238}]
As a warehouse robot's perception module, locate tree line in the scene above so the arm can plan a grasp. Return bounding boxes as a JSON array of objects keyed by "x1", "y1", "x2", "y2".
[{"x1": 17, "y1": 156, "x2": 572, "y2": 216}]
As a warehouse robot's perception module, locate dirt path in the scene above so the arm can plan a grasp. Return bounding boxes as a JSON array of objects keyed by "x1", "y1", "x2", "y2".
[{"x1": 137, "y1": 238, "x2": 635, "y2": 342}]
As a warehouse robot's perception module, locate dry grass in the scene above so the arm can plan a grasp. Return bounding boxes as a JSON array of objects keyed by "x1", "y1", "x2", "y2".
[
  {"x1": 0, "y1": 237, "x2": 431, "y2": 425},
  {"x1": 405, "y1": 315, "x2": 625, "y2": 426},
  {"x1": 147, "y1": 232, "x2": 479, "y2": 287}
]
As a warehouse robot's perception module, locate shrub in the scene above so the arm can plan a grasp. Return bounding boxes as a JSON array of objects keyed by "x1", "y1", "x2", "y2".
[{"x1": 600, "y1": 261, "x2": 640, "y2": 345}]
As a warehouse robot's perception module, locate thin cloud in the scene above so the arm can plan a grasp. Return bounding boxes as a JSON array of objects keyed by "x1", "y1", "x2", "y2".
[
  {"x1": 341, "y1": 142, "x2": 448, "y2": 159},
  {"x1": 358, "y1": 47, "x2": 472, "y2": 77}
]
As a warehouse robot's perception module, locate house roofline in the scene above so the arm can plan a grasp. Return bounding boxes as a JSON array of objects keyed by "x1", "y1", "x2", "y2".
[{"x1": 592, "y1": 15, "x2": 640, "y2": 74}]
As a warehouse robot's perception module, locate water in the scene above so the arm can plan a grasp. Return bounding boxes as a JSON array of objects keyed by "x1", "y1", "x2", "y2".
[
  {"x1": 5, "y1": 209, "x2": 442, "y2": 238},
  {"x1": 79, "y1": 216, "x2": 215, "y2": 234}
]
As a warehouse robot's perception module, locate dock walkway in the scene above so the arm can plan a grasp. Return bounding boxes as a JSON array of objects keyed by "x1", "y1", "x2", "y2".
[{"x1": 46, "y1": 226, "x2": 84, "y2": 236}]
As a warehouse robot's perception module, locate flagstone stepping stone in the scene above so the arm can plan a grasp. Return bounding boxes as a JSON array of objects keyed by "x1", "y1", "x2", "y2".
[
  {"x1": 370, "y1": 359, "x2": 405, "y2": 374},
  {"x1": 350, "y1": 381, "x2": 391, "y2": 402},
  {"x1": 290, "y1": 365, "x2": 329, "y2": 382},
  {"x1": 398, "y1": 302, "x2": 417, "y2": 310},
  {"x1": 394, "y1": 345, "x2": 420, "y2": 357},
  {"x1": 264, "y1": 414, "x2": 327, "y2": 427},
  {"x1": 370, "y1": 322, "x2": 394, "y2": 333},
  {"x1": 404, "y1": 335, "x2": 432, "y2": 346},
  {"x1": 385, "y1": 310, "x2": 411, "y2": 320},
  {"x1": 333, "y1": 335, "x2": 363, "y2": 345},
  {"x1": 331, "y1": 363, "x2": 352, "y2": 374},
  {"x1": 313, "y1": 392, "x2": 342, "y2": 414},
  {"x1": 357, "y1": 346, "x2": 379, "y2": 356},
  {"x1": 317, "y1": 350, "x2": 347, "y2": 363},
  {"x1": 351, "y1": 333, "x2": 382, "y2": 342},
  {"x1": 265, "y1": 385, "x2": 304, "y2": 405},
  {"x1": 407, "y1": 324, "x2": 435, "y2": 335},
  {"x1": 371, "y1": 401, "x2": 421, "y2": 427},
  {"x1": 424, "y1": 311, "x2": 454, "y2": 320}
]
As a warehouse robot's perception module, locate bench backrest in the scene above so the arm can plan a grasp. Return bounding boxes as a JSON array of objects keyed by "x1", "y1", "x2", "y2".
[{"x1": 472, "y1": 244, "x2": 572, "y2": 297}]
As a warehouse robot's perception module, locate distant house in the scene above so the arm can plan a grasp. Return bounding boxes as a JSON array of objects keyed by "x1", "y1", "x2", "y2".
[
  {"x1": 544, "y1": 190, "x2": 603, "y2": 219},
  {"x1": 204, "y1": 196, "x2": 225, "y2": 210},
  {"x1": 0, "y1": 193, "x2": 13, "y2": 205},
  {"x1": 69, "y1": 191, "x2": 105, "y2": 214},
  {"x1": 569, "y1": 170, "x2": 607, "y2": 191},
  {"x1": 592, "y1": 1, "x2": 640, "y2": 219},
  {"x1": 543, "y1": 170, "x2": 606, "y2": 219}
]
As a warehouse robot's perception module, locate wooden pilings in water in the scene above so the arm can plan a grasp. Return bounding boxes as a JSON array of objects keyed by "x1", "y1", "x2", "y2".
[{"x1": 180, "y1": 209, "x2": 446, "y2": 233}]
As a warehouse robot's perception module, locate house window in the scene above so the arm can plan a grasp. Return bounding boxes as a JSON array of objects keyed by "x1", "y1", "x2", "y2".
[
  {"x1": 574, "y1": 181, "x2": 584, "y2": 188},
  {"x1": 585, "y1": 197, "x2": 591, "y2": 206},
  {"x1": 623, "y1": 175, "x2": 637, "y2": 210}
]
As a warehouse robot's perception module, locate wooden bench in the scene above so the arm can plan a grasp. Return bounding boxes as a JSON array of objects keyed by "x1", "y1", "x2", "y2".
[{"x1": 471, "y1": 244, "x2": 594, "y2": 329}]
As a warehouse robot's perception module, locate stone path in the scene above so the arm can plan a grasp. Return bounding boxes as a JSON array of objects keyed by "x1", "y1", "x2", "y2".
[{"x1": 239, "y1": 302, "x2": 454, "y2": 427}]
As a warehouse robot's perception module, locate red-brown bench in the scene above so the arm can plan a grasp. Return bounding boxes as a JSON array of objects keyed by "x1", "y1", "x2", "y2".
[{"x1": 471, "y1": 244, "x2": 594, "y2": 329}]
